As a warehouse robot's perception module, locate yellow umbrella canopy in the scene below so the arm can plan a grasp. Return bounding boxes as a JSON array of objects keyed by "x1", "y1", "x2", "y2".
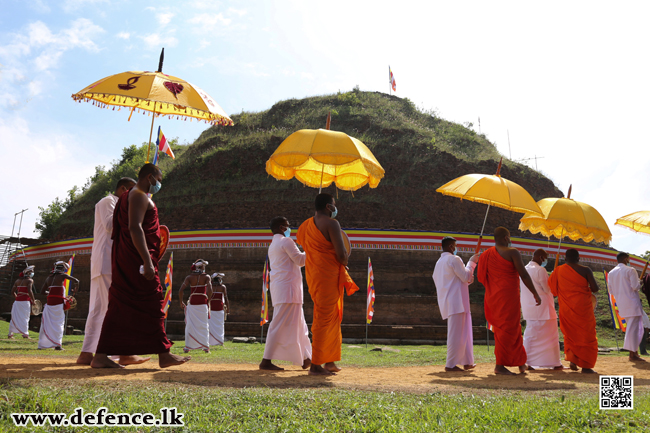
[
  {"x1": 436, "y1": 173, "x2": 543, "y2": 216},
  {"x1": 265, "y1": 128, "x2": 385, "y2": 191},
  {"x1": 519, "y1": 197, "x2": 612, "y2": 244},
  {"x1": 615, "y1": 210, "x2": 650, "y2": 235}
]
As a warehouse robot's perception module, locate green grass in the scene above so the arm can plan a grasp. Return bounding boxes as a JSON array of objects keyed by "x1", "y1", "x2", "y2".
[{"x1": 1, "y1": 381, "x2": 649, "y2": 432}]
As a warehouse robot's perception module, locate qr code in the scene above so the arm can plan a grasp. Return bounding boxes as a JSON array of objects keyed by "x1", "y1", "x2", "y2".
[{"x1": 600, "y1": 376, "x2": 633, "y2": 410}]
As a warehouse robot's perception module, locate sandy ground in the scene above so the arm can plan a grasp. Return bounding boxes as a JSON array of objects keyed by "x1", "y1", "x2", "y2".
[{"x1": 2, "y1": 355, "x2": 650, "y2": 395}]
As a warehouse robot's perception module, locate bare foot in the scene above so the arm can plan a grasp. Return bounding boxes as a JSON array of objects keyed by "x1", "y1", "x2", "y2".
[
  {"x1": 569, "y1": 362, "x2": 579, "y2": 371},
  {"x1": 553, "y1": 365, "x2": 565, "y2": 370},
  {"x1": 582, "y1": 368, "x2": 597, "y2": 374},
  {"x1": 494, "y1": 365, "x2": 516, "y2": 375},
  {"x1": 324, "y1": 362, "x2": 341, "y2": 372},
  {"x1": 302, "y1": 358, "x2": 311, "y2": 370},
  {"x1": 76, "y1": 352, "x2": 94, "y2": 365},
  {"x1": 259, "y1": 359, "x2": 284, "y2": 371},
  {"x1": 7, "y1": 335, "x2": 15, "y2": 340},
  {"x1": 518, "y1": 365, "x2": 528, "y2": 374},
  {"x1": 527, "y1": 366, "x2": 536, "y2": 371},
  {"x1": 629, "y1": 352, "x2": 644, "y2": 362},
  {"x1": 159, "y1": 352, "x2": 191, "y2": 368},
  {"x1": 23, "y1": 336, "x2": 31, "y2": 339},
  {"x1": 445, "y1": 366, "x2": 466, "y2": 372},
  {"x1": 55, "y1": 346, "x2": 64, "y2": 351},
  {"x1": 309, "y1": 364, "x2": 335, "y2": 375},
  {"x1": 463, "y1": 364, "x2": 476, "y2": 370},
  {"x1": 91, "y1": 354, "x2": 125, "y2": 369},
  {"x1": 119, "y1": 355, "x2": 151, "y2": 366}
]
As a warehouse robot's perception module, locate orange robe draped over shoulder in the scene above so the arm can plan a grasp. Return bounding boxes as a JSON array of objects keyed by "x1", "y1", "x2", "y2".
[
  {"x1": 548, "y1": 264, "x2": 597, "y2": 369},
  {"x1": 477, "y1": 247, "x2": 527, "y2": 366},
  {"x1": 297, "y1": 218, "x2": 359, "y2": 365}
]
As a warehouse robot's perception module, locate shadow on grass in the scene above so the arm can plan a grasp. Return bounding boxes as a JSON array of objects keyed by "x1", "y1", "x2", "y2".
[{"x1": 150, "y1": 369, "x2": 337, "y2": 389}]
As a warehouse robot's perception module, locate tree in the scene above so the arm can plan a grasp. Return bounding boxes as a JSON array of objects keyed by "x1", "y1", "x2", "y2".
[{"x1": 642, "y1": 251, "x2": 650, "y2": 261}]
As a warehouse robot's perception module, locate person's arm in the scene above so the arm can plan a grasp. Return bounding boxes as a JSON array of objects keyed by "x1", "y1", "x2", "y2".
[
  {"x1": 178, "y1": 276, "x2": 189, "y2": 308},
  {"x1": 128, "y1": 191, "x2": 155, "y2": 280},
  {"x1": 223, "y1": 285, "x2": 230, "y2": 313},
  {"x1": 586, "y1": 268, "x2": 599, "y2": 293},
  {"x1": 40, "y1": 278, "x2": 49, "y2": 295},
  {"x1": 451, "y1": 255, "x2": 478, "y2": 284},
  {"x1": 62, "y1": 274, "x2": 80, "y2": 295},
  {"x1": 511, "y1": 250, "x2": 541, "y2": 305},
  {"x1": 206, "y1": 277, "x2": 213, "y2": 302},
  {"x1": 628, "y1": 267, "x2": 642, "y2": 292},
  {"x1": 535, "y1": 267, "x2": 552, "y2": 295},
  {"x1": 327, "y1": 219, "x2": 348, "y2": 266},
  {"x1": 100, "y1": 196, "x2": 116, "y2": 234},
  {"x1": 10, "y1": 280, "x2": 18, "y2": 298},
  {"x1": 283, "y1": 239, "x2": 306, "y2": 267},
  {"x1": 29, "y1": 284, "x2": 36, "y2": 304}
]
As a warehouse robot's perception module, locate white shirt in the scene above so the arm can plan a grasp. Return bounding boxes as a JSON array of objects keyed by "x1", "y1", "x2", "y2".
[
  {"x1": 608, "y1": 263, "x2": 643, "y2": 318},
  {"x1": 268, "y1": 234, "x2": 306, "y2": 305},
  {"x1": 520, "y1": 261, "x2": 556, "y2": 321},
  {"x1": 432, "y1": 252, "x2": 476, "y2": 320},
  {"x1": 90, "y1": 194, "x2": 118, "y2": 279}
]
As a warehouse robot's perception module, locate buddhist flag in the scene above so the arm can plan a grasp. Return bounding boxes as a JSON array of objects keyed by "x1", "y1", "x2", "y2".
[
  {"x1": 156, "y1": 126, "x2": 175, "y2": 159},
  {"x1": 63, "y1": 254, "x2": 75, "y2": 297},
  {"x1": 486, "y1": 320, "x2": 493, "y2": 332},
  {"x1": 604, "y1": 270, "x2": 627, "y2": 331},
  {"x1": 366, "y1": 257, "x2": 375, "y2": 324},
  {"x1": 389, "y1": 67, "x2": 396, "y2": 92},
  {"x1": 261, "y1": 257, "x2": 270, "y2": 326},
  {"x1": 162, "y1": 252, "x2": 174, "y2": 318}
]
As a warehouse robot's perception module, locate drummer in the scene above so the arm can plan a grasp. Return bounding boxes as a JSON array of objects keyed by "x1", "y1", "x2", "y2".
[
  {"x1": 296, "y1": 193, "x2": 359, "y2": 375},
  {"x1": 8, "y1": 265, "x2": 37, "y2": 339},
  {"x1": 38, "y1": 261, "x2": 79, "y2": 350},
  {"x1": 209, "y1": 272, "x2": 229, "y2": 346}
]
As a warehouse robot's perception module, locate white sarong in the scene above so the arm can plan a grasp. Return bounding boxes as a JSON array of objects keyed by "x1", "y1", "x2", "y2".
[
  {"x1": 523, "y1": 319, "x2": 562, "y2": 368},
  {"x1": 38, "y1": 304, "x2": 65, "y2": 349},
  {"x1": 623, "y1": 315, "x2": 644, "y2": 352},
  {"x1": 9, "y1": 300, "x2": 31, "y2": 337},
  {"x1": 446, "y1": 311, "x2": 474, "y2": 368},
  {"x1": 263, "y1": 303, "x2": 312, "y2": 366},
  {"x1": 184, "y1": 304, "x2": 209, "y2": 351},
  {"x1": 209, "y1": 310, "x2": 225, "y2": 346},
  {"x1": 81, "y1": 274, "x2": 111, "y2": 353},
  {"x1": 642, "y1": 310, "x2": 650, "y2": 329}
]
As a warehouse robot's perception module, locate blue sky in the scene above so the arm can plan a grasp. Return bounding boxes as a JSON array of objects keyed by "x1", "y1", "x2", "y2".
[{"x1": 2, "y1": 0, "x2": 650, "y2": 256}]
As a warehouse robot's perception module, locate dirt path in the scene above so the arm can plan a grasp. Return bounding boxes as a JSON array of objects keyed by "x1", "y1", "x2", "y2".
[{"x1": 3, "y1": 355, "x2": 650, "y2": 394}]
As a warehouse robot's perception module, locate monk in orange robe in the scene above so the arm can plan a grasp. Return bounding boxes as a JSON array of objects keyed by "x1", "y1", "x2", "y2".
[
  {"x1": 548, "y1": 248, "x2": 599, "y2": 374},
  {"x1": 477, "y1": 227, "x2": 541, "y2": 375},
  {"x1": 297, "y1": 193, "x2": 359, "y2": 375}
]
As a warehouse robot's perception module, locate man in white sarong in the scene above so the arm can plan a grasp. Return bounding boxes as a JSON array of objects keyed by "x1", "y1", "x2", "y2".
[
  {"x1": 179, "y1": 259, "x2": 213, "y2": 353},
  {"x1": 259, "y1": 216, "x2": 312, "y2": 371},
  {"x1": 608, "y1": 252, "x2": 649, "y2": 362},
  {"x1": 77, "y1": 178, "x2": 136, "y2": 364},
  {"x1": 520, "y1": 248, "x2": 563, "y2": 370},
  {"x1": 432, "y1": 236, "x2": 478, "y2": 372},
  {"x1": 9, "y1": 265, "x2": 36, "y2": 339},
  {"x1": 38, "y1": 261, "x2": 78, "y2": 350},
  {"x1": 209, "y1": 273, "x2": 229, "y2": 346}
]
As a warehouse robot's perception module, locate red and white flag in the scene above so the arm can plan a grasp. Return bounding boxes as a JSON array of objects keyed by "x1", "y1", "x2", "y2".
[
  {"x1": 366, "y1": 257, "x2": 375, "y2": 324},
  {"x1": 389, "y1": 67, "x2": 396, "y2": 92}
]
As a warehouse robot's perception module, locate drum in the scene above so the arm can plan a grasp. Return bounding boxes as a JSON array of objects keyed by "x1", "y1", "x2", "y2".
[
  {"x1": 341, "y1": 230, "x2": 351, "y2": 256},
  {"x1": 31, "y1": 299, "x2": 42, "y2": 316},
  {"x1": 591, "y1": 293, "x2": 598, "y2": 312},
  {"x1": 64, "y1": 296, "x2": 77, "y2": 311},
  {"x1": 159, "y1": 225, "x2": 170, "y2": 259}
]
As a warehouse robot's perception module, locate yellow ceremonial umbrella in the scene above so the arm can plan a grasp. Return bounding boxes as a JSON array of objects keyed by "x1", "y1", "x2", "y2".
[
  {"x1": 265, "y1": 113, "x2": 384, "y2": 192},
  {"x1": 72, "y1": 48, "x2": 233, "y2": 161},
  {"x1": 519, "y1": 185, "x2": 612, "y2": 267},
  {"x1": 436, "y1": 158, "x2": 543, "y2": 253},
  {"x1": 615, "y1": 210, "x2": 650, "y2": 277}
]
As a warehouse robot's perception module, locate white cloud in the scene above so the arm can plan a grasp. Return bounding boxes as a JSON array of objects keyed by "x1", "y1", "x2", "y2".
[
  {"x1": 187, "y1": 13, "x2": 231, "y2": 32},
  {"x1": 157, "y1": 12, "x2": 174, "y2": 26},
  {"x1": 62, "y1": 0, "x2": 109, "y2": 13},
  {"x1": 30, "y1": 0, "x2": 51, "y2": 13},
  {"x1": 142, "y1": 33, "x2": 178, "y2": 50},
  {"x1": 228, "y1": 8, "x2": 246, "y2": 17},
  {"x1": 116, "y1": 32, "x2": 130, "y2": 40}
]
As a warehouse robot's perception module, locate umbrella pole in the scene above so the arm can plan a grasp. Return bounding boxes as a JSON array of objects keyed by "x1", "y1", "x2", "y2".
[
  {"x1": 474, "y1": 204, "x2": 491, "y2": 254},
  {"x1": 146, "y1": 103, "x2": 157, "y2": 163},
  {"x1": 554, "y1": 229, "x2": 565, "y2": 269},
  {"x1": 641, "y1": 260, "x2": 649, "y2": 279},
  {"x1": 319, "y1": 164, "x2": 324, "y2": 194}
]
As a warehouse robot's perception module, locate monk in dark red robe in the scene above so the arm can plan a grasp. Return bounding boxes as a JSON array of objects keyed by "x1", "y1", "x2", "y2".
[
  {"x1": 548, "y1": 248, "x2": 599, "y2": 373},
  {"x1": 477, "y1": 227, "x2": 541, "y2": 375},
  {"x1": 91, "y1": 164, "x2": 190, "y2": 369}
]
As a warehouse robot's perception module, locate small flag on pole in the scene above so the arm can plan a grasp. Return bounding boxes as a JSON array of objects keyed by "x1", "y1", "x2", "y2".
[
  {"x1": 389, "y1": 67, "x2": 396, "y2": 92},
  {"x1": 162, "y1": 252, "x2": 174, "y2": 318},
  {"x1": 63, "y1": 254, "x2": 75, "y2": 297},
  {"x1": 366, "y1": 258, "x2": 375, "y2": 324},
  {"x1": 261, "y1": 257, "x2": 270, "y2": 326},
  {"x1": 156, "y1": 126, "x2": 175, "y2": 159},
  {"x1": 486, "y1": 320, "x2": 493, "y2": 332},
  {"x1": 604, "y1": 270, "x2": 627, "y2": 331}
]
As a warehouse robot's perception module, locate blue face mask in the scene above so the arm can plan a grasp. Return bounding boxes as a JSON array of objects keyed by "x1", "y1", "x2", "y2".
[
  {"x1": 284, "y1": 227, "x2": 291, "y2": 238},
  {"x1": 330, "y1": 205, "x2": 338, "y2": 219},
  {"x1": 149, "y1": 176, "x2": 162, "y2": 194},
  {"x1": 541, "y1": 260, "x2": 548, "y2": 268},
  {"x1": 507, "y1": 240, "x2": 512, "y2": 248},
  {"x1": 452, "y1": 249, "x2": 457, "y2": 256}
]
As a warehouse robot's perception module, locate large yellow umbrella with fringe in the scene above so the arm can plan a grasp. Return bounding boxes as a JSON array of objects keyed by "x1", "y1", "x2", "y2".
[
  {"x1": 519, "y1": 185, "x2": 612, "y2": 267},
  {"x1": 615, "y1": 210, "x2": 650, "y2": 277},
  {"x1": 71, "y1": 48, "x2": 233, "y2": 161},
  {"x1": 436, "y1": 158, "x2": 543, "y2": 253},
  {"x1": 266, "y1": 113, "x2": 384, "y2": 192}
]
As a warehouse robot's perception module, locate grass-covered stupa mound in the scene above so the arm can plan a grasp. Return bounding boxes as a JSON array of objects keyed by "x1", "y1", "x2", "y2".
[{"x1": 50, "y1": 90, "x2": 562, "y2": 240}]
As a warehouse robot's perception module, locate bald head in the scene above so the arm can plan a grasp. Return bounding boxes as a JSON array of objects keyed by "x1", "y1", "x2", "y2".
[
  {"x1": 565, "y1": 248, "x2": 580, "y2": 263},
  {"x1": 494, "y1": 226, "x2": 510, "y2": 247},
  {"x1": 532, "y1": 248, "x2": 548, "y2": 266}
]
